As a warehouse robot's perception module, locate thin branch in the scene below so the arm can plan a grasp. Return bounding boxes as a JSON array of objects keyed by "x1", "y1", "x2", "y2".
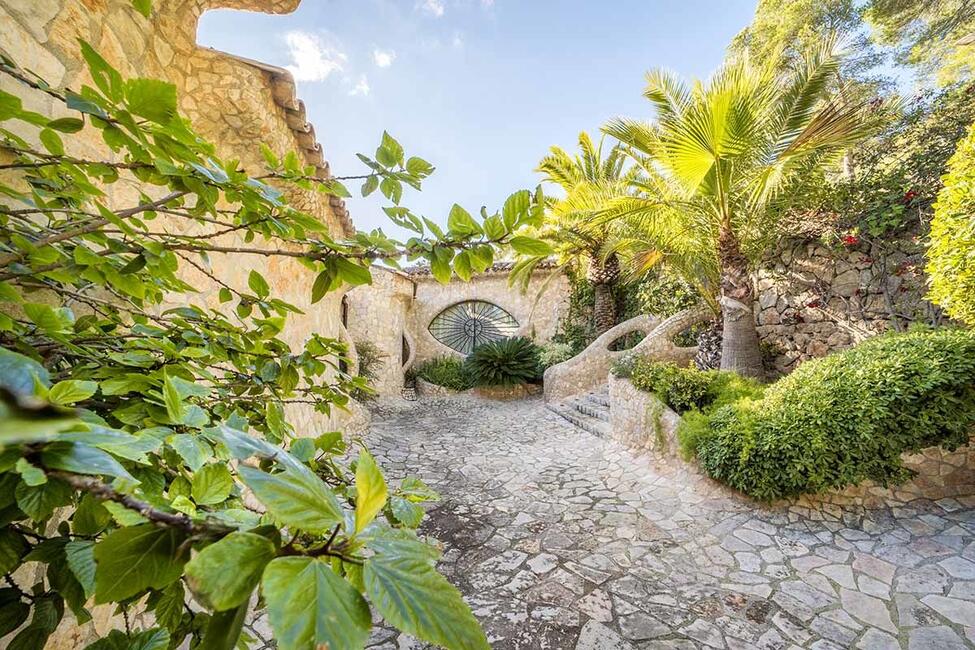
[
  {"x1": 47, "y1": 471, "x2": 234, "y2": 536},
  {"x1": 0, "y1": 191, "x2": 186, "y2": 267}
]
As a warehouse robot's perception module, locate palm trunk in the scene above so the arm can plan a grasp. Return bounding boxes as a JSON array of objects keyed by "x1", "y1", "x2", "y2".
[
  {"x1": 717, "y1": 226, "x2": 764, "y2": 379},
  {"x1": 588, "y1": 253, "x2": 620, "y2": 335},
  {"x1": 593, "y1": 282, "x2": 616, "y2": 334}
]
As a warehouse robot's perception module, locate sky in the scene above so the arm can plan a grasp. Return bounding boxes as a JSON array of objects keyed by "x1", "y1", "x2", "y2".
[{"x1": 198, "y1": 0, "x2": 758, "y2": 238}]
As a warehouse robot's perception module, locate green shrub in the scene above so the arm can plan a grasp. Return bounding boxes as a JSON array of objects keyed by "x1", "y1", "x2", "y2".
[
  {"x1": 676, "y1": 374, "x2": 766, "y2": 459},
  {"x1": 695, "y1": 328, "x2": 975, "y2": 500},
  {"x1": 351, "y1": 340, "x2": 387, "y2": 401},
  {"x1": 629, "y1": 360, "x2": 714, "y2": 413},
  {"x1": 610, "y1": 353, "x2": 639, "y2": 379},
  {"x1": 465, "y1": 337, "x2": 541, "y2": 386},
  {"x1": 927, "y1": 120, "x2": 975, "y2": 326},
  {"x1": 414, "y1": 356, "x2": 476, "y2": 391},
  {"x1": 538, "y1": 341, "x2": 575, "y2": 371}
]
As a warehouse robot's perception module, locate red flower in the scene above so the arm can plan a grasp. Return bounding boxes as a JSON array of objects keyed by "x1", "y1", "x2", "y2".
[
  {"x1": 841, "y1": 235, "x2": 860, "y2": 246},
  {"x1": 903, "y1": 189, "x2": 918, "y2": 202}
]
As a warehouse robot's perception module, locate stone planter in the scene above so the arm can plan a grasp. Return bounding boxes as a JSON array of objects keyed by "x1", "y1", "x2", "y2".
[
  {"x1": 415, "y1": 378, "x2": 541, "y2": 400},
  {"x1": 608, "y1": 374, "x2": 681, "y2": 457}
]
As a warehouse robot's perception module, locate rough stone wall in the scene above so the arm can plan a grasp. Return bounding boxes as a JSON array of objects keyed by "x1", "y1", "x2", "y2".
[
  {"x1": 755, "y1": 238, "x2": 936, "y2": 375},
  {"x1": 0, "y1": 0, "x2": 363, "y2": 438},
  {"x1": 408, "y1": 269, "x2": 571, "y2": 364},
  {"x1": 344, "y1": 268, "x2": 415, "y2": 395},
  {"x1": 608, "y1": 374, "x2": 681, "y2": 457}
]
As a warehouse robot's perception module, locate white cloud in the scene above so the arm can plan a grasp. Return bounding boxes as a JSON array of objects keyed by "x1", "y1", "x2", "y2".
[
  {"x1": 481, "y1": 0, "x2": 494, "y2": 6},
  {"x1": 372, "y1": 48, "x2": 396, "y2": 68},
  {"x1": 419, "y1": 0, "x2": 445, "y2": 17},
  {"x1": 451, "y1": 31, "x2": 464, "y2": 48},
  {"x1": 349, "y1": 75, "x2": 371, "y2": 96},
  {"x1": 283, "y1": 31, "x2": 345, "y2": 82}
]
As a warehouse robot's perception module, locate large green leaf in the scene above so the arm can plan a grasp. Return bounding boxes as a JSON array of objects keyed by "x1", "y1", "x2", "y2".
[
  {"x1": 509, "y1": 236, "x2": 554, "y2": 256},
  {"x1": 0, "y1": 528, "x2": 27, "y2": 574},
  {"x1": 191, "y1": 463, "x2": 233, "y2": 505},
  {"x1": 48, "y1": 380, "x2": 97, "y2": 406},
  {"x1": 65, "y1": 540, "x2": 96, "y2": 598},
  {"x1": 40, "y1": 441, "x2": 136, "y2": 482},
  {"x1": 197, "y1": 602, "x2": 247, "y2": 650},
  {"x1": 355, "y1": 450, "x2": 387, "y2": 533},
  {"x1": 0, "y1": 348, "x2": 50, "y2": 395},
  {"x1": 93, "y1": 524, "x2": 188, "y2": 603},
  {"x1": 15, "y1": 478, "x2": 72, "y2": 521},
  {"x1": 262, "y1": 557, "x2": 371, "y2": 650},
  {"x1": 0, "y1": 588, "x2": 29, "y2": 637},
  {"x1": 364, "y1": 554, "x2": 488, "y2": 650},
  {"x1": 185, "y1": 532, "x2": 275, "y2": 611},
  {"x1": 125, "y1": 78, "x2": 177, "y2": 124},
  {"x1": 239, "y1": 465, "x2": 343, "y2": 534}
]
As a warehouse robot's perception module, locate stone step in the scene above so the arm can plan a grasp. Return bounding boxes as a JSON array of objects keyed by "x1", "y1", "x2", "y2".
[
  {"x1": 570, "y1": 398, "x2": 610, "y2": 422},
  {"x1": 545, "y1": 401, "x2": 611, "y2": 438},
  {"x1": 586, "y1": 391, "x2": 610, "y2": 408}
]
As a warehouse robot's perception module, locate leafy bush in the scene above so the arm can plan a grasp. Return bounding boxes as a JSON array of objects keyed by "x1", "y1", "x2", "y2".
[
  {"x1": 695, "y1": 328, "x2": 975, "y2": 500},
  {"x1": 414, "y1": 356, "x2": 476, "y2": 391},
  {"x1": 610, "y1": 353, "x2": 639, "y2": 379},
  {"x1": 0, "y1": 41, "x2": 550, "y2": 649},
  {"x1": 927, "y1": 120, "x2": 975, "y2": 326},
  {"x1": 629, "y1": 361, "x2": 715, "y2": 413},
  {"x1": 537, "y1": 341, "x2": 574, "y2": 370},
  {"x1": 465, "y1": 337, "x2": 541, "y2": 386}
]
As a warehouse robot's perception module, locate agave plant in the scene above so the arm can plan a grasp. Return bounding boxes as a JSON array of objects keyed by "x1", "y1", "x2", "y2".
[{"x1": 465, "y1": 337, "x2": 542, "y2": 386}]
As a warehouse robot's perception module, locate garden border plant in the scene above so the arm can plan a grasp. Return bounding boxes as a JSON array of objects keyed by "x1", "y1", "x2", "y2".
[{"x1": 0, "y1": 38, "x2": 554, "y2": 649}]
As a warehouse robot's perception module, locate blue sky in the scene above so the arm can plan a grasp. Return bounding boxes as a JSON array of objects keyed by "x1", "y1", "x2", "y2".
[{"x1": 198, "y1": 0, "x2": 757, "y2": 237}]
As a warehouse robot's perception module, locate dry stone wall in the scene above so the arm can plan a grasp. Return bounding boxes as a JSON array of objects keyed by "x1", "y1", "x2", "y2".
[{"x1": 754, "y1": 237, "x2": 937, "y2": 375}]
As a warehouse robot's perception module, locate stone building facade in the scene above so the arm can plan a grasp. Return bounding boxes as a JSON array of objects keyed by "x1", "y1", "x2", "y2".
[{"x1": 345, "y1": 263, "x2": 572, "y2": 395}]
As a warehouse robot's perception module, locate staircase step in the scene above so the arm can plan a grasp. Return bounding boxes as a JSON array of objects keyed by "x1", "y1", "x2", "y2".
[
  {"x1": 546, "y1": 401, "x2": 610, "y2": 438},
  {"x1": 571, "y1": 398, "x2": 610, "y2": 422},
  {"x1": 587, "y1": 392, "x2": 610, "y2": 408}
]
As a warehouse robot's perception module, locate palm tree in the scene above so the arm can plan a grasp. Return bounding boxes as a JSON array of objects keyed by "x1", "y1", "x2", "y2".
[
  {"x1": 534, "y1": 132, "x2": 636, "y2": 334},
  {"x1": 603, "y1": 43, "x2": 876, "y2": 378}
]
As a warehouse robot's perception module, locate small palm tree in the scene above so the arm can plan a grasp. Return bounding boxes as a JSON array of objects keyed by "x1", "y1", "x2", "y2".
[
  {"x1": 534, "y1": 132, "x2": 637, "y2": 333},
  {"x1": 603, "y1": 43, "x2": 877, "y2": 378}
]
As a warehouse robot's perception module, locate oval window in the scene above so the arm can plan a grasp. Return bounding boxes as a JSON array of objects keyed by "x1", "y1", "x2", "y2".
[{"x1": 428, "y1": 300, "x2": 519, "y2": 354}]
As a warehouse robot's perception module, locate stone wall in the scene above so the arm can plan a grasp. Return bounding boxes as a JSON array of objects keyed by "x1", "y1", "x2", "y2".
[
  {"x1": 607, "y1": 374, "x2": 681, "y2": 457},
  {"x1": 0, "y1": 0, "x2": 363, "y2": 438},
  {"x1": 755, "y1": 237, "x2": 937, "y2": 375},
  {"x1": 344, "y1": 267, "x2": 416, "y2": 395}
]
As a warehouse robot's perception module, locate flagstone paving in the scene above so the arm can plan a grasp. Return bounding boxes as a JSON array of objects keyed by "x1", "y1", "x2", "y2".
[{"x1": 363, "y1": 397, "x2": 975, "y2": 650}]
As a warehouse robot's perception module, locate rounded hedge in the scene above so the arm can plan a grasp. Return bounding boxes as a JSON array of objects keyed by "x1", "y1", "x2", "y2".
[
  {"x1": 927, "y1": 121, "x2": 975, "y2": 325},
  {"x1": 696, "y1": 328, "x2": 975, "y2": 500}
]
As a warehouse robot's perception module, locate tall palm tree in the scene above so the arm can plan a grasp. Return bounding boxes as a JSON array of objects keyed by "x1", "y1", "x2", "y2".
[
  {"x1": 534, "y1": 132, "x2": 636, "y2": 333},
  {"x1": 603, "y1": 43, "x2": 876, "y2": 378}
]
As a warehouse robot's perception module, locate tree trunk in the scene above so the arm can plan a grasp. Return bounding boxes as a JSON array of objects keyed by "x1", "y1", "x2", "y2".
[
  {"x1": 717, "y1": 226, "x2": 765, "y2": 379},
  {"x1": 588, "y1": 253, "x2": 620, "y2": 335},
  {"x1": 592, "y1": 282, "x2": 616, "y2": 335}
]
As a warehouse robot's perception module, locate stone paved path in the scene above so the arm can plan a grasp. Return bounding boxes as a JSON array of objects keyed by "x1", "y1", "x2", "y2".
[{"x1": 364, "y1": 397, "x2": 975, "y2": 650}]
